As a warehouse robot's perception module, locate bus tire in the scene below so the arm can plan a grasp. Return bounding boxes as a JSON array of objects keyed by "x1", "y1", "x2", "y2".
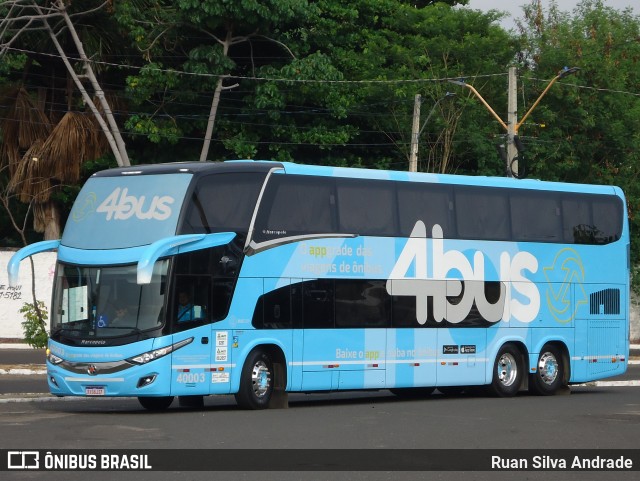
[
  {"x1": 489, "y1": 344, "x2": 522, "y2": 397},
  {"x1": 235, "y1": 349, "x2": 274, "y2": 410},
  {"x1": 529, "y1": 344, "x2": 565, "y2": 396},
  {"x1": 138, "y1": 396, "x2": 174, "y2": 411}
]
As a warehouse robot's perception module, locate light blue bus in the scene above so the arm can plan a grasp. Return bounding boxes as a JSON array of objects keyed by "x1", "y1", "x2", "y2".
[{"x1": 8, "y1": 161, "x2": 629, "y2": 410}]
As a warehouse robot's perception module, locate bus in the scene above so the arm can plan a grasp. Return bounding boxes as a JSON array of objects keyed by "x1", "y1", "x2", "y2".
[{"x1": 8, "y1": 161, "x2": 629, "y2": 410}]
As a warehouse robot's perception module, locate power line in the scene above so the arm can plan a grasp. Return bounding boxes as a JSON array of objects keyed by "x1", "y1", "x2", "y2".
[
  {"x1": 526, "y1": 77, "x2": 640, "y2": 97},
  {"x1": 3, "y1": 46, "x2": 508, "y2": 85}
]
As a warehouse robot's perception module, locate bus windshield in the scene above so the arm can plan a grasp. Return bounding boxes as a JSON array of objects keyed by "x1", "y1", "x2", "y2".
[
  {"x1": 51, "y1": 260, "x2": 169, "y2": 339},
  {"x1": 62, "y1": 173, "x2": 192, "y2": 249}
]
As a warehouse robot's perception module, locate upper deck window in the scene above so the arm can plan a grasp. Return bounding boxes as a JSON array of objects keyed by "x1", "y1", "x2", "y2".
[
  {"x1": 251, "y1": 172, "x2": 624, "y2": 246},
  {"x1": 253, "y1": 175, "x2": 336, "y2": 242},
  {"x1": 180, "y1": 172, "x2": 267, "y2": 235},
  {"x1": 336, "y1": 178, "x2": 397, "y2": 236}
]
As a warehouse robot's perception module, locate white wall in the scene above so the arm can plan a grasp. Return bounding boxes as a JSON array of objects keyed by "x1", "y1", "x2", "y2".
[
  {"x1": 631, "y1": 292, "x2": 640, "y2": 343},
  {"x1": 0, "y1": 250, "x2": 56, "y2": 340}
]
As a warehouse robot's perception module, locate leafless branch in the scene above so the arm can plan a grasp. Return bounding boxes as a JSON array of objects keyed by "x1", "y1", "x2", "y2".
[{"x1": 1, "y1": 0, "x2": 130, "y2": 166}]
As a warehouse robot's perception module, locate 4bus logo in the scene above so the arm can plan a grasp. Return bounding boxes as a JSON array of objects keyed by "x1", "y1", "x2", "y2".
[
  {"x1": 71, "y1": 192, "x2": 97, "y2": 222},
  {"x1": 543, "y1": 248, "x2": 588, "y2": 323},
  {"x1": 386, "y1": 221, "x2": 541, "y2": 324},
  {"x1": 96, "y1": 187, "x2": 174, "y2": 221}
]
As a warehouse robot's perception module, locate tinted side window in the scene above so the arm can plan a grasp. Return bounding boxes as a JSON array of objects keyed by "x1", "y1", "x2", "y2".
[
  {"x1": 592, "y1": 196, "x2": 623, "y2": 243},
  {"x1": 511, "y1": 191, "x2": 561, "y2": 242},
  {"x1": 455, "y1": 187, "x2": 510, "y2": 240},
  {"x1": 391, "y1": 288, "x2": 434, "y2": 328},
  {"x1": 335, "y1": 280, "x2": 390, "y2": 328},
  {"x1": 173, "y1": 250, "x2": 236, "y2": 327},
  {"x1": 336, "y1": 179, "x2": 397, "y2": 236},
  {"x1": 172, "y1": 274, "x2": 211, "y2": 331},
  {"x1": 561, "y1": 197, "x2": 591, "y2": 243},
  {"x1": 181, "y1": 172, "x2": 266, "y2": 234},
  {"x1": 303, "y1": 279, "x2": 334, "y2": 328},
  {"x1": 397, "y1": 183, "x2": 455, "y2": 238},
  {"x1": 253, "y1": 175, "x2": 336, "y2": 243},
  {"x1": 562, "y1": 194, "x2": 623, "y2": 244},
  {"x1": 252, "y1": 282, "x2": 291, "y2": 329}
]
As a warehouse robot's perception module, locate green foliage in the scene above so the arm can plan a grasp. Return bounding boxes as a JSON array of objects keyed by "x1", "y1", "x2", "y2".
[
  {"x1": 516, "y1": 0, "x2": 640, "y2": 287},
  {"x1": 2, "y1": 0, "x2": 639, "y2": 280},
  {"x1": 0, "y1": 53, "x2": 27, "y2": 78},
  {"x1": 105, "y1": 0, "x2": 517, "y2": 169},
  {"x1": 20, "y1": 301, "x2": 48, "y2": 349}
]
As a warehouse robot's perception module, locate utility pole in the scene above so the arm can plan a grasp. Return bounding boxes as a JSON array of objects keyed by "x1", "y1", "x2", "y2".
[
  {"x1": 409, "y1": 92, "x2": 456, "y2": 173},
  {"x1": 507, "y1": 67, "x2": 518, "y2": 178},
  {"x1": 449, "y1": 66, "x2": 579, "y2": 178},
  {"x1": 409, "y1": 94, "x2": 421, "y2": 173}
]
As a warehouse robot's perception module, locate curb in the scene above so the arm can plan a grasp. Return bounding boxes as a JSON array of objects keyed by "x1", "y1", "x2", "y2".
[{"x1": 0, "y1": 365, "x2": 46, "y2": 375}]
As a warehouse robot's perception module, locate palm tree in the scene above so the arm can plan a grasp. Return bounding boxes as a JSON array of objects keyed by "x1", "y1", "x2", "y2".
[
  {"x1": 1, "y1": 1, "x2": 131, "y2": 240},
  {"x1": 2, "y1": 86, "x2": 108, "y2": 239}
]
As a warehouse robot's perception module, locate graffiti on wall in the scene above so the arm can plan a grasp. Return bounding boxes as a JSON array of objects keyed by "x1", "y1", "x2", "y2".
[{"x1": 0, "y1": 252, "x2": 56, "y2": 339}]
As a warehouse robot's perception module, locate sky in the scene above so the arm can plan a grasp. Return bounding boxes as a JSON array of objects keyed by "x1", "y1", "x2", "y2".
[{"x1": 467, "y1": 0, "x2": 637, "y2": 30}]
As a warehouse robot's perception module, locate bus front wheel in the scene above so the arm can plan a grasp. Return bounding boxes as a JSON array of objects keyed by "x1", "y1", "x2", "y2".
[
  {"x1": 235, "y1": 349, "x2": 274, "y2": 410},
  {"x1": 138, "y1": 396, "x2": 174, "y2": 411},
  {"x1": 529, "y1": 344, "x2": 565, "y2": 396},
  {"x1": 489, "y1": 344, "x2": 523, "y2": 397}
]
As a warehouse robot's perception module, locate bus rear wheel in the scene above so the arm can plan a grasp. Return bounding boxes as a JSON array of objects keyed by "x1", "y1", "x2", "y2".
[
  {"x1": 138, "y1": 396, "x2": 174, "y2": 411},
  {"x1": 529, "y1": 344, "x2": 565, "y2": 396},
  {"x1": 489, "y1": 344, "x2": 523, "y2": 397},
  {"x1": 235, "y1": 349, "x2": 274, "y2": 410}
]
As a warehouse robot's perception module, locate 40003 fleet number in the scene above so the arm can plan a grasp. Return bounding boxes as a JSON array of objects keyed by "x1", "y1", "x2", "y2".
[{"x1": 176, "y1": 372, "x2": 205, "y2": 383}]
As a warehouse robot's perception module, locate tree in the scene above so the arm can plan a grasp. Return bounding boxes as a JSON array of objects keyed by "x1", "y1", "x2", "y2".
[
  {"x1": 516, "y1": 0, "x2": 640, "y2": 270},
  {"x1": 114, "y1": 0, "x2": 342, "y2": 162},
  {"x1": 0, "y1": 0, "x2": 132, "y2": 239},
  {"x1": 293, "y1": 0, "x2": 515, "y2": 172},
  {"x1": 0, "y1": 0, "x2": 130, "y2": 166},
  {"x1": 113, "y1": 1, "x2": 506, "y2": 170}
]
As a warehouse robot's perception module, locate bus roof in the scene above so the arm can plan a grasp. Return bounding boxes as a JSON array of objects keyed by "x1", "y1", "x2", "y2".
[
  {"x1": 91, "y1": 160, "x2": 623, "y2": 197},
  {"x1": 91, "y1": 161, "x2": 283, "y2": 178}
]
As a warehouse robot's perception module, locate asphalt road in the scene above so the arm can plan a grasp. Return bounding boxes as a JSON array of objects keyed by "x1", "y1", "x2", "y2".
[
  {"x1": 1, "y1": 345, "x2": 639, "y2": 481},
  {"x1": 0, "y1": 347, "x2": 46, "y2": 365},
  {"x1": 1, "y1": 384, "x2": 639, "y2": 481}
]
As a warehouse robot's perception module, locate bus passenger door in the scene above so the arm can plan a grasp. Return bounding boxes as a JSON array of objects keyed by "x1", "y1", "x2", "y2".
[
  {"x1": 386, "y1": 289, "x2": 438, "y2": 389},
  {"x1": 298, "y1": 279, "x2": 387, "y2": 391}
]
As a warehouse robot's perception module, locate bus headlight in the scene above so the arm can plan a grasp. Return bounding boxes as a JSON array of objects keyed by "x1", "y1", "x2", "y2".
[
  {"x1": 47, "y1": 352, "x2": 64, "y2": 365},
  {"x1": 126, "y1": 337, "x2": 193, "y2": 365}
]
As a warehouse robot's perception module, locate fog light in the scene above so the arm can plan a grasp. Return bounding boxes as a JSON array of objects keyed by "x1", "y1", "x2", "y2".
[
  {"x1": 137, "y1": 374, "x2": 157, "y2": 388},
  {"x1": 49, "y1": 376, "x2": 59, "y2": 388}
]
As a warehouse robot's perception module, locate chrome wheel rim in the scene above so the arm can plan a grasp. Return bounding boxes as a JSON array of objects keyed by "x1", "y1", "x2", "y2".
[
  {"x1": 251, "y1": 360, "x2": 271, "y2": 398},
  {"x1": 538, "y1": 352, "x2": 559, "y2": 385},
  {"x1": 497, "y1": 352, "x2": 518, "y2": 387}
]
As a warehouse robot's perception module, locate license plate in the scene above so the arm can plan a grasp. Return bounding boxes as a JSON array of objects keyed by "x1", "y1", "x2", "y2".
[{"x1": 85, "y1": 386, "x2": 105, "y2": 396}]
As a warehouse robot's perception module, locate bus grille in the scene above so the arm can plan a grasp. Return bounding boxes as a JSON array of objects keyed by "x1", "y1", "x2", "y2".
[{"x1": 589, "y1": 288, "x2": 620, "y2": 316}]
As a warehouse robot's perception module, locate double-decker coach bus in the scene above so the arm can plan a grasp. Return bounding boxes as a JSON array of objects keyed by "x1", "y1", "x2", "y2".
[{"x1": 8, "y1": 161, "x2": 629, "y2": 410}]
